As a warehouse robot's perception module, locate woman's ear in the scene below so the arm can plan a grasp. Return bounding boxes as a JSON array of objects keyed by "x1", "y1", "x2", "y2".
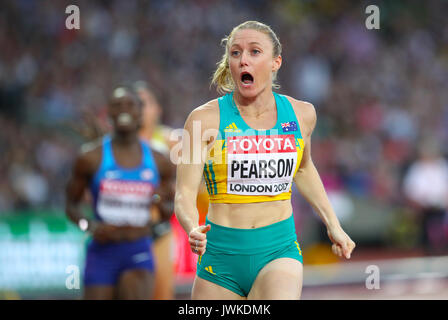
[{"x1": 272, "y1": 55, "x2": 282, "y2": 72}]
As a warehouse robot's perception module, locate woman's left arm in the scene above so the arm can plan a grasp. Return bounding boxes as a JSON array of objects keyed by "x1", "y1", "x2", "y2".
[{"x1": 291, "y1": 99, "x2": 356, "y2": 259}]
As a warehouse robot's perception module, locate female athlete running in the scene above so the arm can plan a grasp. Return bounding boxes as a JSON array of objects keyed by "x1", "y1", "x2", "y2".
[
  {"x1": 175, "y1": 21, "x2": 355, "y2": 300},
  {"x1": 134, "y1": 81, "x2": 176, "y2": 300},
  {"x1": 65, "y1": 85, "x2": 174, "y2": 299}
]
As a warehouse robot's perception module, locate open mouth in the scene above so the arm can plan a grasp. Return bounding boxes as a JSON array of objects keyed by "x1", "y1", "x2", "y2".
[
  {"x1": 240, "y1": 72, "x2": 254, "y2": 86},
  {"x1": 117, "y1": 112, "x2": 132, "y2": 126}
]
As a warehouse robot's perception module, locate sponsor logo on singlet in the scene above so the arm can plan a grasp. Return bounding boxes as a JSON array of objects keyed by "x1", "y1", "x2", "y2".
[
  {"x1": 224, "y1": 122, "x2": 242, "y2": 133},
  {"x1": 97, "y1": 180, "x2": 154, "y2": 226},
  {"x1": 140, "y1": 169, "x2": 154, "y2": 180},
  {"x1": 226, "y1": 135, "x2": 298, "y2": 196},
  {"x1": 105, "y1": 170, "x2": 121, "y2": 179}
]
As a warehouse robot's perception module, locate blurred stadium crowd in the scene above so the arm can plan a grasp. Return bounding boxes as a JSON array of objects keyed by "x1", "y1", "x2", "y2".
[{"x1": 1, "y1": 0, "x2": 447, "y2": 251}]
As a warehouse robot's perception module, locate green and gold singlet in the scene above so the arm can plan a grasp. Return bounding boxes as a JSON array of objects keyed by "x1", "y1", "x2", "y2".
[{"x1": 204, "y1": 91, "x2": 305, "y2": 203}]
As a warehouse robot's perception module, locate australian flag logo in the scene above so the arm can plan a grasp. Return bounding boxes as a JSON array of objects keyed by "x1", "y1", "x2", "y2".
[{"x1": 281, "y1": 121, "x2": 298, "y2": 132}]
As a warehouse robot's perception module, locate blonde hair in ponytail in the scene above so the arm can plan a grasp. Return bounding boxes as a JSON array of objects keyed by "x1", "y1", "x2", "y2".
[{"x1": 211, "y1": 21, "x2": 282, "y2": 94}]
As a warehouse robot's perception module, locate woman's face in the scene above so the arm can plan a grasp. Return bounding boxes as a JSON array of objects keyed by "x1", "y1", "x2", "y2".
[
  {"x1": 228, "y1": 29, "x2": 281, "y2": 98},
  {"x1": 108, "y1": 89, "x2": 142, "y2": 133},
  {"x1": 137, "y1": 88, "x2": 161, "y2": 129}
]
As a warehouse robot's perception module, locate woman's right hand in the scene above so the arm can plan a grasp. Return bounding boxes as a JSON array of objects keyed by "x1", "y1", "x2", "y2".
[{"x1": 188, "y1": 225, "x2": 211, "y2": 255}]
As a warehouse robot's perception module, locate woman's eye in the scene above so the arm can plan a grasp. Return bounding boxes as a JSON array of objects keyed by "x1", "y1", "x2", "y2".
[
  {"x1": 231, "y1": 51, "x2": 240, "y2": 56},
  {"x1": 252, "y1": 49, "x2": 260, "y2": 54}
]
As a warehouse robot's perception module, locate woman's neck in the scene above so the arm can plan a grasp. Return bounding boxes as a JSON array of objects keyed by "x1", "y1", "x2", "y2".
[
  {"x1": 139, "y1": 125, "x2": 155, "y2": 141},
  {"x1": 233, "y1": 88, "x2": 275, "y2": 118},
  {"x1": 112, "y1": 131, "x2": 140, "y2": 147}
]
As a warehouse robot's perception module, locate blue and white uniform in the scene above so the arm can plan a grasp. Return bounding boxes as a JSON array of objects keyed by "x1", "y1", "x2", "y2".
[{"x1": 84, "y1": 135, "x2": 160, "y2": 285}]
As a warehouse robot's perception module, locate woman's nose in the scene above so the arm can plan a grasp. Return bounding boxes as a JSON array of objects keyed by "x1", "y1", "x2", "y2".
[
  {"x1": 239, "y1": 50, "x2": 249, "y2": 66},
  {"x1": 119, "y1": 102, "x2": 133, "y2": 112}
]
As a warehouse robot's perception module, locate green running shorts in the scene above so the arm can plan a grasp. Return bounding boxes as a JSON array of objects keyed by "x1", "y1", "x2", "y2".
[{"x1": 196, "y1": 214, "x2": 303, "y2": 297}]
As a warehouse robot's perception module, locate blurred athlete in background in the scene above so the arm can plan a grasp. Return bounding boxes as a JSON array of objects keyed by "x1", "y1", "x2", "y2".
[
  {"x1": 134, "y1": 81, "x2": 208, "y2": 299},
  {"x1": 65, "y1": 85, "x2": 174, "y2": 299},
  {"x1": 134, "y1": 81, "x2": 176, "y2": 299}
]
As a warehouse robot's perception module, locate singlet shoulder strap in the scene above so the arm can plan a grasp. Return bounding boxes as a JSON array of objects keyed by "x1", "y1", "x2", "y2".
[
  {"x1": 217, "y1": 92, "x2": 238, "y2": 136},
  {"x1": 101, "y1": 135, "x2": 116, "y2": 168},
  {"x1": 140, "y1": 140, "x2": 161, "y2": 184},
  {"x1": 90, "y1": 135, "x2": 114, "y2": 191},
  {"x1": 141, "y1": 140, "x2": 153, "y2": 167},
  {"x1": 274, "y1": 93, "x2": 303, "y2": 139}
]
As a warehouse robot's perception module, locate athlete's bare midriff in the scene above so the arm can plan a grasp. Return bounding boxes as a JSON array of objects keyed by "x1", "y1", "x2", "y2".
[{"x1": 206, "y1": 200, "x2": 292, "y2": 229}]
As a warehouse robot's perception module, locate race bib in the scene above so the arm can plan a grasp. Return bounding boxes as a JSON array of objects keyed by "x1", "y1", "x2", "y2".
[
  {"x1": 97, "y1": 180, "x2": 154, "y2": 226},
  {"x1": 226, "y1": 135, "x2": 298, "y2": 195}
]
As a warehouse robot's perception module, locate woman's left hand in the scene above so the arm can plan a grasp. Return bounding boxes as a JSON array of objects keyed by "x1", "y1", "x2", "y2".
[{"x1": 327, "y1": 225, "x2": 356, "y2": 259}]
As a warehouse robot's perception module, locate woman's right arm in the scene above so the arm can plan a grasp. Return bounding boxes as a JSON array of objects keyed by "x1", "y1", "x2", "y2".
[
  {"x1": 65, "y1": 146, "x2": 121, "y2": 243},
  {"x1": 65, "y1": 150, "x2": 98, "y2": 228},
  {"x1": 174, "y1": 102, "x2": 218, "y2": 254}
]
